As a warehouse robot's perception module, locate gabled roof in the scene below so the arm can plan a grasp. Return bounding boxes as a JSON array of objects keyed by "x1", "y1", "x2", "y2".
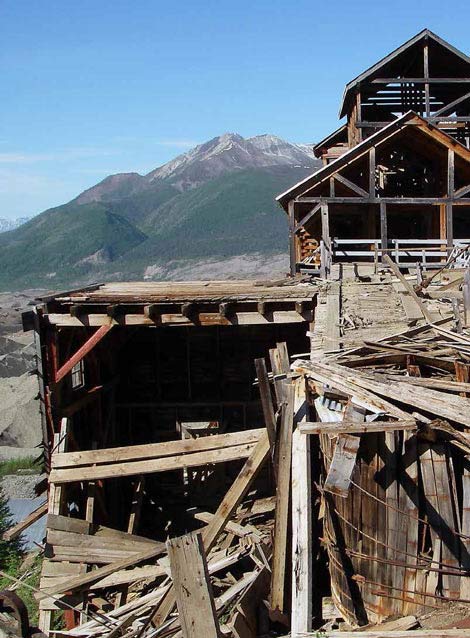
[
  {"x1": 276, "y1": 111, "x2": 470, "y2": 210},
  {"x1": 340, "y1": 29, "x2": 470, "y2": 117}
]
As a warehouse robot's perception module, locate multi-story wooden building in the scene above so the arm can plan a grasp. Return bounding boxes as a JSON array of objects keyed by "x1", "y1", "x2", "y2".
[{"x1": 278, "y1": 29, "x2": 470, "y2": 276}]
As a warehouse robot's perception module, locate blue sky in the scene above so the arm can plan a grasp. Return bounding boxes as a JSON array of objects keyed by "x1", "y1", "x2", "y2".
[{"x1": 1, "y1": 0, "x2": 470, "y2": 219}]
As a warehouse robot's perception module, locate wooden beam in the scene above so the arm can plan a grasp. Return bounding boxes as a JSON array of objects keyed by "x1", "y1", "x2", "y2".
[
  {"x1": 293, "y1": 203, "x2": 321, "y2": 234},
  {"x1": 55, "y1": 324, "x2": 113, "y2": 383},
  {"x1": 321, "y1": 202, "x2": 330, "y2": 263},
  {"x1": 333, "y1": 173, "x2": 369, "y2": 198},
  {"x1": 455, "y1": 183, "x2": 470, "y2": 199},
  {"x1": 380, "y1": 201, "x2": 387, "y2": 264},
  {"x1": 167, "y1": 533, "x2": 220, "y2": 638},
  {"x1": 50, "y1": 440, "x2": 261, "y2": 484},
  {"x1": 433, "y1": 89, "x2": 470, "y2": 117},
  {"x1": 424, "y1": 41, "x2": 430, "y2": 117},
  {"x1": 291, "y1": 427, "x2": 312, "y2": 637},
  {"x1": 44, "y1": 542, "x2": 166, "y2": 595},
  {"x1": 299, "y1": 420, "x2": 417, "y2": 435},
  {"x1": 323, "y1": 402, "x2": 366, "y2": 498},
  {"x1": 369, "y1": 147, "x2": 376, "y2": 197},
  {"x1": 270, "y1": 382, "x2": 294, "y2": 614},
  {"x1": 52, "y1": 429, "x2": 263, "y2": 469},
  {"x1": 383, "y1": 254, "x2": 433, "y2": 322},
  {"x1": 289, "y1": 200, "x2": 296, "y2": 275},
  {"x1": 3, "y1": 500, "x2": 48, "y2": 541}
]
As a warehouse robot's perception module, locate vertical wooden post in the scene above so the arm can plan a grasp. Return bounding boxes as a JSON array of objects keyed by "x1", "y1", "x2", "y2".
[
  {"x1": 447, "y1": 148, "x2": 455, "y2": 254},
  {"x1": 270, "y1": 382, "x2": 294, "y2": 616},
  {"x1": 380, "y1": 201, "x2": 387, "y2": 264},
  {"x1": 463, "y1": 268, "x2": 470, "y2": 327},
  {"x1": 446, "y1": 203, "x2": 453, "y2": 253},
  {"x1": 321, "y1": 202, "x2": 331, "y2": 276},
  {"x1": 439, "y1": 203, "x2": 447, "y2": 262},
  {"x1": 291, "y1": 379, "x2": 312, "y2": 637},
  {"x1": 167, "y1": 532, "x2": 220, "y2": 638},
  {"x1": 369, "y1": 147, "x2": 376, "y2": 197},
  {"x1": 288, "y1": 200, "x2": 297, "y2": 276},
  {"x1": 356, "y1": 91, "x2": 363, "y2": 143},
  {"x1": 424, "y1": 40, "x2": 430, "y2": 117}
]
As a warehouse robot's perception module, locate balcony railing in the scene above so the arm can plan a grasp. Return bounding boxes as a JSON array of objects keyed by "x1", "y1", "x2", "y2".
[{"x1": 299, "y1": 238, "x2": 470, "y2": 277}]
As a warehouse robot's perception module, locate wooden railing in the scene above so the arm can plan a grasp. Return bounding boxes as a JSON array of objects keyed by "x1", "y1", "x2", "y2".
[{"x1": 299, "y1": 238, "x2": 470, "y2": 276}]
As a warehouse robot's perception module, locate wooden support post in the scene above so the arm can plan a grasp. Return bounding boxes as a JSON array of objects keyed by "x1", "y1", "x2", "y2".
[
  {"x1": 369, "y1": 147, "x2": 376, "y2": 197},
  {"x1": 447, "y1": 148, "x2": 455, "y2": 254},
  {"x1": 380, "y1": 201, "x2": 387, "y2": 264},
  {"x1": 291, "y1": 428, "x2": 312, "y2": 637},
  {"x1": 55, "y1": 324, "x2": 113, "y2": 383},
  {"x1": 463, "y1": 268, "x2": 470, "y2": 327},
  {"x1": 167, "y1": 532, "x2": 220, "y2": 638},
  {"x1": 270, "y1": 382, "x2": 294, "y2": 616},
  {"x1": 289, "y1": 200, "x2": 297, "y2": 276},
  {"x1": 323, "y1": 402, "x2": 366, "y2": 497},
  {"x1": 424, "y1": 41, "x2": 430, "y2": 117},
  {"x1": 321, "y1": 203, "x2": 331, "y2": 277}
]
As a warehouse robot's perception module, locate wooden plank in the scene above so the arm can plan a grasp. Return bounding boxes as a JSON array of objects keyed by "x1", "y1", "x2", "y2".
[
  {"x1": 299, "y1": 420, "x2": 417, "y2": 435},
  {"x1": 383, "y1": 255, "x2": 433, "y2": 322},
  {"x1": 2, "y1": 500, "x2": 47, "y2": 541},
  {"x1": 55, "y1": 324, "x2": 113, "y2": 383},
  {"x1": 53, "y1": 428, "x2": 263, "y2": 468},
  {"x1": 291, "y1": 427, "x2": 312, "y2": 637},
  {"x1": 270, "y1": 382, "x2": 294, "y2": 614},
  {"x1": 50, "y1": 441, "x2": 259, "y2": 483},
  {"x1": 167, "y1": 532, "x2": 220, "y2": 638},
  {"x1": 44, "y1": 541, "x2": 166, "y2": 595},
  {"x1": 323, "y1": 402, "x2": 366, "y2": 497},
  {"x1": 152, "y1": 429, "x2": 272, "y2": 627}
]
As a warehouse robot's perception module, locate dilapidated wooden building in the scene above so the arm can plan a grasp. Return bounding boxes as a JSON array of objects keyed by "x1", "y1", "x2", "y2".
[
  {"x1": 10, "y1": 28, "x2": 470, "y2": 638},
  {"x1": 279, "y1": 29, "x2": 470, "y2": 276}
]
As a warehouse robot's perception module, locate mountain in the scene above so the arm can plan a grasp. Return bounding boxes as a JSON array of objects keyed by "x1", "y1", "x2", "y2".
[
  {"x1": 0, "y1": 217, "x2": 31, "y2": 234},
  {"x1": 0, "y1": 134, "x2": 320, "y2": 290}
]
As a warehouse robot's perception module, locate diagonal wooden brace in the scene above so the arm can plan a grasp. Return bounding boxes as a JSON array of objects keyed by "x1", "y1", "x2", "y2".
[{"x1": 55, "y1": 324, "x2": 113, "y2": 383}]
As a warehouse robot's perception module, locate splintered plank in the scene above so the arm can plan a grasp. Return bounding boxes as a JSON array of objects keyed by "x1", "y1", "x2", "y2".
[
  {"x1": 167, "y1": 532, "x2": 220, "y2": 638},
  {"x1": 324, "y1": 403, "x2": 365, "y2": 498},
  {"x1": 270, "y1": 382, "x2": 294, "y2": 614}
]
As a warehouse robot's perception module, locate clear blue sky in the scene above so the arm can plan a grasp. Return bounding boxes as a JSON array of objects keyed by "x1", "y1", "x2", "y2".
[{"x1": 1, "y1": 0, "x2": 470, "y2": 219}]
